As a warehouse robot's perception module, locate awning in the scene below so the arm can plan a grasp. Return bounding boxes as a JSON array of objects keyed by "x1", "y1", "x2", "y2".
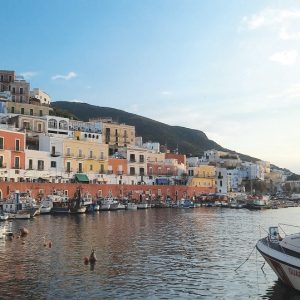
[{"x1": 75, "y1": 173, "x2": 89, "y2": 183}]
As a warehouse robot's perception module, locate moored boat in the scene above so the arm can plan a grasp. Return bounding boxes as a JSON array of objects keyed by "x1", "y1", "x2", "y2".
[
  {"x1": 69, "y1": 188, "x2": 87, "y2": 214},
  {"x1": 256, "y1": 224, "x2": 300, "y2": 291},
  {"x1": 126, "y1": 202, "x2": 137, "y2": 210}
]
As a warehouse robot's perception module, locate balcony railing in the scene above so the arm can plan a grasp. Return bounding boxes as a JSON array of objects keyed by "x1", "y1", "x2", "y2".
[
  {"x1": 64, "y1": 152, "x2": 74, "y2": 157},
  {"x1": 51, "y1": 152, "x2": 61, "y2": 157},
  {"x1": 87, "y1": 155, "x2": 96, "y2": 160},
  {"x1": 77, "y1": 154, "x2": 85, "y2": 159}
]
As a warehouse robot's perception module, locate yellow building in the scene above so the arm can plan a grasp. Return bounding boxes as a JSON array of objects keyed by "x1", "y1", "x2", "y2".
[
  {"x1": 90, "y1": 118, "x2": 135, "y2": 152},
  {"x1": 6, "y1": 101, "x2": 52, "y2": 116},
  {"x1": 188, "y1": 165, "x2": 216, "y2": 188},
  {"x1": 63, "y1": 132, "x2": 109, "y2": 178}
]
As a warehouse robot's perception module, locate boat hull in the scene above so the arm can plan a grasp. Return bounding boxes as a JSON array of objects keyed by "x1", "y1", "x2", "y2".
[{"x1": 257, "y1": 239, "x2": 300, "y2": 291}]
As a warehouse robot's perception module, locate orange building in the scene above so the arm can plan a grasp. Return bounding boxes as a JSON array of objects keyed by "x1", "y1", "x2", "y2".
[
  {"x1": 108, "y1": 158, "x2": 128, "y2": 175},
  {"x1": 0, "y1": 129, "x2": 25, "y2": 170}
]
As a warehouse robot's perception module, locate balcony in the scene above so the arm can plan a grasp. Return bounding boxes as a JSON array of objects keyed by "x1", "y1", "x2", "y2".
[
  {"x1": 87, "y1": 155, "x2": 96, "y2": 160},
  {"x1": 64, "y1": 152, "x2": 74, "y2": 158},
  {"x1": 117, "y1": 171, "x2": 123, "y2": 175},
  {"x1": 51, "y1": 152, "x2": 61, "y2": 157},
  {"x1": 218, "y1": 175, "x2": 223, "y2": 179},
  {"x1": 129, "y1": 159, "x2": 136, "y2": 163},
  {"x1": 98, "y1": 156, "x2": 106, "y2": 161},
  {"x1": 77, "y1": 154, "x2": 86, "y2": 159}
]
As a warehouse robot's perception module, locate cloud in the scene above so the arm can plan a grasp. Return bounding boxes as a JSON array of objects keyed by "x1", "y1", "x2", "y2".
[
  {"x1": 20, "y1": 71, "x2": 37, "y2": 79},
  {"x1": 160, "y1": 91, "x2": 173, "y2": 96},
  {"x1": 269, "y1": 49, "x2": 298, "y2": 65},
  {"x1": 51, "y1": 71, "x2": 77, "y2": 80},
  {"x1": 241, "y1": 8, "x2": 300, "y2": 40}
]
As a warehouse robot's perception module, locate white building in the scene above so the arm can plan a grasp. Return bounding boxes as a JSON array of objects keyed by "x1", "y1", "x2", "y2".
[
  {"x1": 240, "y1": 162, "x2": 264, "y2": 181},
  {"x1": 45, "y1": 116, "x2": 69, "y2": 135},
  {"x1": 127, "y1": 146, "x2": 148, "y2": 179},
  {"x1": 30, "y1": 88, "x2": 51, "y2": 105},
  {"x1": 216, "y1": 167, "x2": 228, "y2": 194},
  {"x1": 227, "y1": 168, "x2": 241, "y2": 192},
  {"x1": 142, "y1": 141, "x2": 160, "y2": 152}
]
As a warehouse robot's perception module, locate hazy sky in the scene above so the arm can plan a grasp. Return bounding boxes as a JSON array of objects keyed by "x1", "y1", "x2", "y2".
[{"x1": 1, "y1": 0, "x2": 300, "y2": 173}]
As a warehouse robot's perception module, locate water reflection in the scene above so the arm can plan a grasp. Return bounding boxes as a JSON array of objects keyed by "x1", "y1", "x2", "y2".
[{"x1": 0, "y1": 208, "x2": 300, "y2": 299}]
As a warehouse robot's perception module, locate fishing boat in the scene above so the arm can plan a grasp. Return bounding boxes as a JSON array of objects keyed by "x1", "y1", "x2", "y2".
[
  {"x1": 51, "y1": 195, "x2": 70, "y2": 214},
  {"x1": 137, "y1": 202, "x2": 148, "y2": 209},
  {"x1": 2, "y1": 191, "x2": 40, "y2": 218},
  {"x1": 69, "y1": 188, "x2": 87, "y2": 214},
  {"x1": 256, "y1": 224, "x2": 300, "y2": 291}
]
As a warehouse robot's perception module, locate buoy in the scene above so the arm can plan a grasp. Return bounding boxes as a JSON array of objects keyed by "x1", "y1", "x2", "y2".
[
  {"x1": 19, "y1": 227, "x2": 29, "y2": 237},
  {"x1": 84, "y1": 257, "x2": 89, "y2": 265},
  {"x1": 48, "y1": 241, "x2": 52, "y2": 248}
]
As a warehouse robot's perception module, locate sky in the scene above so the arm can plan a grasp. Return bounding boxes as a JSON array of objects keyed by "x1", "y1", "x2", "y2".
[{"x1": 1, "y1": 0, "x2": 300, "y2": 173}]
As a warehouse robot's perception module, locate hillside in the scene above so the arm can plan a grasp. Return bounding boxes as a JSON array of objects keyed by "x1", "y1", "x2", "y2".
[{"x1": 52, "y1": 101, "x2": 257, "y2": 161}]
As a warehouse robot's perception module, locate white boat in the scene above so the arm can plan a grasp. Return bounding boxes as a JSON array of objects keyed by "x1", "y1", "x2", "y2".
[
  {"x1": 94, "y1": 204, "x2": 100, "y2": 211},
  {"x1": 127, "y1": 203, "x2": 137, "y2": 210},
  {"x1": 3, "y1": 191, "x2": 39, "y2": 217},
  {"x1": 256, "y1": 224, "x2": 300, "y2": 291},
  {"x1": 15, "y1": 212, "x2": 31, "y2": 219},
  {"x1": 100, "y1": 197, "x2": 118, "y2": 211},
  {"x1": 137, "y1": 203, "x2": 148, "y2": 209},
  {"x1": 0, "y1": 214, "x2": 8, "y2": 221},
  {"x1": 117, "y1": 203, "x2": 126, "y2": 210},
  {"x1": 40, "y1": 197, "x2": 54, "y2": 214}
]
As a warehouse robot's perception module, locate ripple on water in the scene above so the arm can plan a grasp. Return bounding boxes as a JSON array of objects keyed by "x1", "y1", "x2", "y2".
[{"x1": 1, "y1": 207, "x2": 300, "y2": 299}]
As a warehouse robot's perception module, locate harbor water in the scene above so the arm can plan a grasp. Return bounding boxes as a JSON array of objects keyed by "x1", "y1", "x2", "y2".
[{"x1": 1, "y1": 207, "x2": 300, "y2": 299}]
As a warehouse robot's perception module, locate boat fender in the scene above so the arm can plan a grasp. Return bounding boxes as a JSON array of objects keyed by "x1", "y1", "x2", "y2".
[{"x1": 84, "y1": 257, "x2": 89, "y2": 265}]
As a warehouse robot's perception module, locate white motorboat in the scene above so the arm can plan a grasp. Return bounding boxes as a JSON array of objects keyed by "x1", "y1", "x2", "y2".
[
  {"x1": 0, "y1": 214, "x2": 8, "y2": 221},
  {"x1": 100, "y1": 197, "x2": 118, "y2": 211},
  {"x1": 256, "y1": 224, "x2": 300, "y2": 291},
  {"x1": 117, "y1": 203, "x2": 126, "y2": 210},
  {"x1": 137, "y1": 203, "x2": 148, "y2": 209},
  {"x1": 127, "y1": 203, "x2": 137, "y2": 210},
  {"x1": 40, "y1": 197, "x2": 53, "y2": 214}
]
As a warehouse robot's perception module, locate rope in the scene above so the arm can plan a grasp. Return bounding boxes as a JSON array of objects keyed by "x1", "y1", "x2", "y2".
[{"x1": 234, "y1": 244, "x2": 256, "y2": 272}]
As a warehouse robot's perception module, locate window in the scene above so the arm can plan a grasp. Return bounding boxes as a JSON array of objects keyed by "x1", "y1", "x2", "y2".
[
  {"x1": 66, "y1": 147, "x2": 71, "y2": 156},
  {"x1": 39, "y1": 110, "x2": 43, "y2": 116},
  {"x1": 12, "y1": 87, "x2": 15, "y2": 93},
  {"x1": 140, "y1": 168, "x2": 145, "y2": 176},
  {"x1": 100, "y1": 152, "x2": 104, "y2": 160},
  {"x1": 66, "y1": 162, "x2": 71, "y2": 172},
  {"x1": 28, "y1": 159, "x2": 33, "y2": 169},
  {"x1": 89, "y1": 150, "x2": 93, "y2": 158},
  {"x1": 14, "y1": 157, "x2": 20, "y2": 169},
  {"x1": 11, "y1": 107, "x2": 15, "y2": 113},
  {"x1": 38, "y1": 123, "x2": 42, "y2": 132},
  {"x1": 0, "y1": 137, "x2": 3, "y2": 149},
  {"x1": 20, "y1": 96, "x2": 23, "y2": 102},
  {"x1": 139, "y1": 155, "x2": 144, "y2": 163},
  {"x1": 15, "y1": 139, "x2": 20, "y2": 151},
  {"x1": 30, "y1": 109, "x2": 33, "y2": 116},
  {"x1": 21, "y1": 108, "x2": 24, "y2": 114},
  {"x1": 78, "y1": 149, "x2": 83, "y2": 158},
  {"x1": 130, "y1": 167, "x2": 135, "y2": 175},
  {"x1": 51, "y1": 161, "x2": 56, "y2": 168},
  {"x1": 0, "y1": 156, "x2": 3, "y2": 168},
  {"x1": 51, "y1": 146, "x2": 56, "y2": 155},
  {"x1": 38, "y1": 160, "x2": 44, "y2": 171},
  {"x1": 100, "y1": 164, "x2": 104, "y2": 173},
  {"x1": 78, "y1": 163, "x2": 83, "y2": 173},
  {"x1": 90, "y1": 164, "x2": 93, "y2": 171},
  {"x1": 20, "y1": 87, "x2": 23, "y2": 94},
  {"x1": 130, "y1": 154, "x2": 135, "y2": 162}
]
